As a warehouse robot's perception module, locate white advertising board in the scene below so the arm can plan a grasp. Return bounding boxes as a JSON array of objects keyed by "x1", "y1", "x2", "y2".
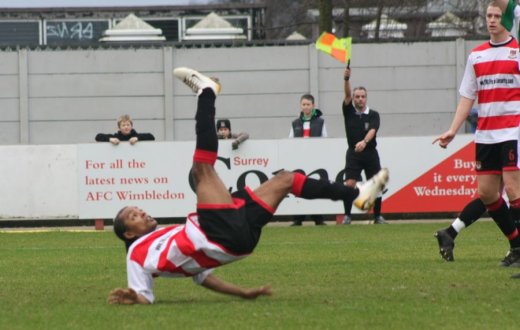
[
  {"x1": 77, "y1": 135, "x2": 475, "y2": 219},
  {"x1": 0, "y1": 135, "x2": 477, "y2": 220}
]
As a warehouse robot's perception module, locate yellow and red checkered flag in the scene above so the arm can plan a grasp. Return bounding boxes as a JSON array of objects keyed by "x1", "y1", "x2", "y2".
[{"x1": 315, "y1": 32, "x2": 352, "y2": 63}]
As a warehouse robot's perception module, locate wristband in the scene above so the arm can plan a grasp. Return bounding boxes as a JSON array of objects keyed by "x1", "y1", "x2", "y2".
[{"x1": 344, "y1": 77, "x2": 350, "y2": 81}]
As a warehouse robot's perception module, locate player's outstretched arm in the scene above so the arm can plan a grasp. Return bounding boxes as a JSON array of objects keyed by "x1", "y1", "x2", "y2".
[
  {"x1": 433, "y1": 96, "x2": 474, "y2": 148},
  {"x1": 107, "y1": 288, "x2": 150, "y2": 305},
  {"x1": 201, "y1": 274, "x2": 272, "y2": 299}
]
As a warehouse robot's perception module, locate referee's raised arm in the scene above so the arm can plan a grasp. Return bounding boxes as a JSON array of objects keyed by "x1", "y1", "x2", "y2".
[{"x1": 343, "y1": 66, "x2": 352, "y2": 106}]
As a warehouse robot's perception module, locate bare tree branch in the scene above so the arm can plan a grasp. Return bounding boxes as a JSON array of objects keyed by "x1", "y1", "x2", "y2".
[
  {"x1": 210, "y1": 0, "x2": 486, "y2": 40},
  {"x1": 319, "y1": 0, "x2": 333, "y2": 33}
]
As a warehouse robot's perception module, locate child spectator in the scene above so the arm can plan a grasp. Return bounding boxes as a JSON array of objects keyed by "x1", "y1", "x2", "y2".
[
  {"x1": 95, "y1": 115, "x2": 155, "y2": 145},
  {"x1": 288, "y1": 94, "x2": 327, "y2": 226},
  {"x1": 216, "y1": 119, "x2": 249, "y2": 150}
]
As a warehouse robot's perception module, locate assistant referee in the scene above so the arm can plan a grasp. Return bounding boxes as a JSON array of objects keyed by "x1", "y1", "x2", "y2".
[{"x1": 341, "y1": 66, "x2": 387, "y2": 225}]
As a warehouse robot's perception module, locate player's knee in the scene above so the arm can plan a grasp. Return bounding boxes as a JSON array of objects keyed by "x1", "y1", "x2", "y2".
[
  {"x1": 478, "y1": 189, "x2": 500, "y2": 205},
  {"x1": 273, "y1": 170, "x2": 295, "y2": 188},
  {"x1": 345, "y1": 179, "x2": 357, "y2": 188}
]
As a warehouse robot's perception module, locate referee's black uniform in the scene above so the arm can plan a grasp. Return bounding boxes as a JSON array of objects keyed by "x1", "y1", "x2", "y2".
[
  {"x1": 342, "y1": 100, "x2": 385, "y2": 223},
  {"x1": 342, "y1": 101, "x2": 382, "y2": 182}
]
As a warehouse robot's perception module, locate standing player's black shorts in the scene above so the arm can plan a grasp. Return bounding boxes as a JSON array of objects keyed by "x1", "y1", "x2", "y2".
[
  {"x1": 476, "y1": 140, "x2": 520, "y2": 174},
  {"x1": 197, "y1": 187, "x2": 274, "y2": 255},
  {"x1": 344, "y1": 148, "x2": 382, "y2": 181}
]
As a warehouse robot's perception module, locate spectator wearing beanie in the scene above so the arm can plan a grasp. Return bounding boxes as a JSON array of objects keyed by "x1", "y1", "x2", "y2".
[{"x1": 216, "y1": 119, "x2": 249, "y2": 150}]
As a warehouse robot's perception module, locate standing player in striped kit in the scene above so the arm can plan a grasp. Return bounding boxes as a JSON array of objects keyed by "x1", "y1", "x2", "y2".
[
  {"x1": 107, "y1": 67, "x2": 389, "y2": 304},
  {"x1": 434, "y1": 0, "x2": 520, "y2": 267},
  {"x1": 434, "y1": 0, "x2": 520, "y2": 262}
]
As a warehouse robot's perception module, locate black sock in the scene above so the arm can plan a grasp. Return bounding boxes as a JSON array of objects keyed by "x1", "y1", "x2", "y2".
[
  {"x1": 195, "y1": 88, "x2": 217, "y2": 153},
  {"x1": 445, "y1": 199, "x2": 486, "y2": 239},
  {"x1": 509, "y1": 198, "x2": 520, "y2": 230},
  {"x1": 460, "y1": 198, "x2": 486, "y2": 227},
  {"x1": 343, "y1": 199, "x2": 353, "y2": 217},
  {"x1": 373, "y1": 197, "x2": 382, "y2": 217},
  {"x1": 511, "y1": 208, "x2": 520, "y2": 231},
  {"x1": 292, "y1": 173, "x2": 358, "y2": 204},
  {"x1": 487, "y1": 198, "x2": 520, "y2": 248}
]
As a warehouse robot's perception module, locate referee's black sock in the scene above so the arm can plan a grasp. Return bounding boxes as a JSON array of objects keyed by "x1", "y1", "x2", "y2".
[
  {"x1": 373, "y1": 197, "x2": 382, "y2": 217},
  {"x1": 343, "y1": 199, "x2": 353, "y2": 217},
  {"x1": 291, "y1": 172, "x2": 358, "y2": 203}
]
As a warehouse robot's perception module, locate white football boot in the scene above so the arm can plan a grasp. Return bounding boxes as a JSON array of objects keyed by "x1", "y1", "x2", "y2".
[
  {"x1": 353, "y1": 168, "x2": 389, "y2": 211},
  {"x1": 173, "y1": 67, "x2": 221, "y2": 95}
]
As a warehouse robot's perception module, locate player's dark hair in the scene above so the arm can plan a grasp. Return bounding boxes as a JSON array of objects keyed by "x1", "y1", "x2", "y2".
[{"x1": 113, "y1": 206, "x2": 137, "y2": 251}]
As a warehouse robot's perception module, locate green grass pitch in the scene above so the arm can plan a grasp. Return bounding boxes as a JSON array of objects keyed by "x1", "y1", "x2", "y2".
[{"x1": 1, "y1": 221, "x2": 519, "y2": 329}]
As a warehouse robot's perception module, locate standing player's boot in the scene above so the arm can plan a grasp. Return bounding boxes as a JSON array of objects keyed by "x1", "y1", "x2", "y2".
[
  {"x1": 173, "y1": 67, "x2": 221, "y2": 95},
  {"x1": 499, "y1": 247, "x2": 520, "y2": 267},
  {"x1": 353, "y1": 168, "x2": 389, "y2": 211},
  {"x1": 434, "y1": 229, "x2": 455, "y2": 261}
]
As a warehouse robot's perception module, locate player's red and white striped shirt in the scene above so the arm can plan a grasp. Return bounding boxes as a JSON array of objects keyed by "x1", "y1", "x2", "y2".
[
  {"x1": 459, "y1": 37, "x2": 520, "y2": 144},
  {"x1": 126, "y1": 213, "x2": 248, "y2": 303}
]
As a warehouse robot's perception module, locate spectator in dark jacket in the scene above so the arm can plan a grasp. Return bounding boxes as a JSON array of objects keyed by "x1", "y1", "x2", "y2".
[
  {"x1": 289, "y1": 94, "x2": 327, "y2": 138},
  {"x1": 288, "y1": 94, "x2": 327, "y2": 226},
  {"x1": 95, "y1": 115, "x2": 155, "y2": 145}
]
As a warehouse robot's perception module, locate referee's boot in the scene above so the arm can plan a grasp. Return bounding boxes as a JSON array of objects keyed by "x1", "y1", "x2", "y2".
[
  {"x1": 173, "y1": 67, "x2": 221, "y2": 95},
  {"x1": 353, "y1": 168, "x2": 389, "y2": 211}
]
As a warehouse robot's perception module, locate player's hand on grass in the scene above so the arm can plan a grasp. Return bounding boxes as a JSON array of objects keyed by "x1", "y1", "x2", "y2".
[
  {"x1": 241, "y1": 284, "x2": 272, "y2": 299},
  {"x1": 107, "y1": 288, "x2": 139, "y2": 305}
]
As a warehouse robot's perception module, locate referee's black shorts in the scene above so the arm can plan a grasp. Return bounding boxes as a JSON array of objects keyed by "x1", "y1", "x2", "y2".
[
  {"x1": 344, "y1": 148, "x2": 381, "y2": 182},
  {"x1": 197, "y1": 187, "x2": 274, "y2": 255}
]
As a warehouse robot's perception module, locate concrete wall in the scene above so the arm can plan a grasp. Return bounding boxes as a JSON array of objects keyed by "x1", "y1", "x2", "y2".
[{"x1": 0, "y1": 39, "x2": 483, "y2": 145}]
